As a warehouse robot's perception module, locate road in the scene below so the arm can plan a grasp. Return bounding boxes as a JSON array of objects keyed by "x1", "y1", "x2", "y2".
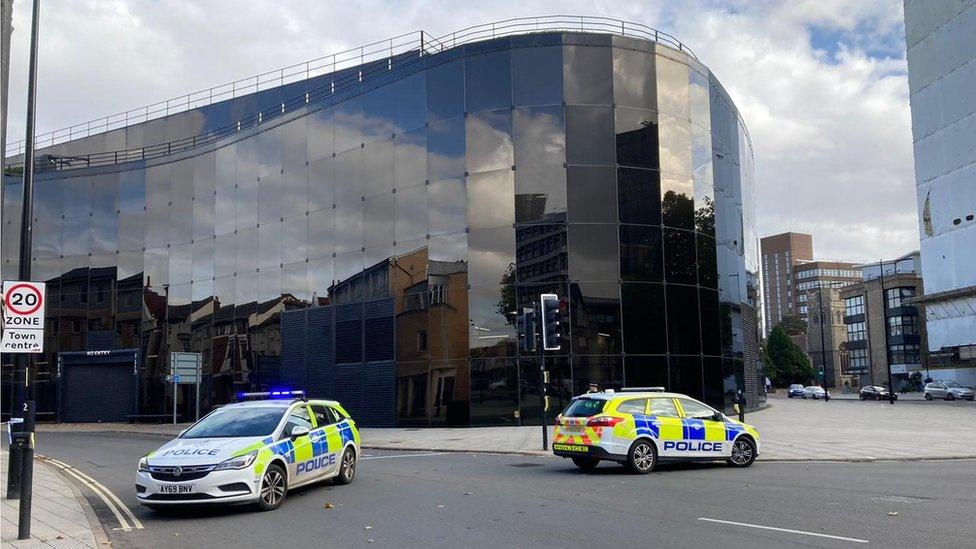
[{"x1": 15, "y1": 431, "x2": 975, "y2": 548}]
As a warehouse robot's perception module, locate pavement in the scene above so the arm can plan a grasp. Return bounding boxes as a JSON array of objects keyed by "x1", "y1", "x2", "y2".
[
  {"x1": 22, "y1": 432, "x2": 976, "y2": 548},
  {"x1": 0, "y1": 449, "x2": 105, "y2": 548},
  {"x1": 29, "y1": 393, "x2": 976, "y2": 461}
]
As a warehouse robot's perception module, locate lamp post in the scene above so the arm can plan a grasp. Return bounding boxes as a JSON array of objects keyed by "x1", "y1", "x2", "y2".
[{"x1": 879, "y1": 259, "x2": 895, "y2": 404}]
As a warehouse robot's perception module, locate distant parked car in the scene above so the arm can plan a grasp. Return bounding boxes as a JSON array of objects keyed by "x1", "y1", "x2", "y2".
[
  {"x1": 923, "y1": 381, "x2": 975, "y2": 401},
  {"x1": 801, "y1": 386, "x2": 827, "y2": 399},
  {"x1": 859, "y1": 386, "x2": 897, "y2": 401},
  {"x1": 787, "y1": 384, "x2": 805, "y2": 398}
]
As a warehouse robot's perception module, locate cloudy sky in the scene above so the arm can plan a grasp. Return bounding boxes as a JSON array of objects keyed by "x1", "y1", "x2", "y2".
[{"x1": 4, "y1": 0, "x2": 919, "y2": 262}]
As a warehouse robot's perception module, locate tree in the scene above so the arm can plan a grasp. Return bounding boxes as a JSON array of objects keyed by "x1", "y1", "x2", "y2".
[
  {"x1": 765, "y1": 325, "x2": 816, "y2": 386},
  {"x1": 777, "y1": 314, "x2": 807, "y2": 335}
]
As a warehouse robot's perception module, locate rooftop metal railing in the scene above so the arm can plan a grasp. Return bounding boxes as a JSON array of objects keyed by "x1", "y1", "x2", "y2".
[{"x1": 3, "y1": 15, "x2": 697, "y2": 170}]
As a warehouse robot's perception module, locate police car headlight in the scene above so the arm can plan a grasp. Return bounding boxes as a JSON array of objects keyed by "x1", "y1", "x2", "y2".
[
  {"x1": 138, "y1": 456, "x2": 150, "y2": 472},
  {"x1": 214, "y1": 450, "x2": 258, "y2": 471}
]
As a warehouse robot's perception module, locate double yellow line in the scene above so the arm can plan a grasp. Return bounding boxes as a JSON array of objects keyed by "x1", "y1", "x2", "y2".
[{"x1": 36, "y1": 454, "x2": 144, "y2": 531}]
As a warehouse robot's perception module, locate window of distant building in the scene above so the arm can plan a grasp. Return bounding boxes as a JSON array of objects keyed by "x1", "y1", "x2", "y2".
[
  {"x1": 846, "y1": 321, "x2": 866, "y2": 341},
  {"x1": 844, "y1": 295, "x2": 864, "y2": 316},
  {"x1": 885, "y1": 287, "x2": 915, "y2": 309}
]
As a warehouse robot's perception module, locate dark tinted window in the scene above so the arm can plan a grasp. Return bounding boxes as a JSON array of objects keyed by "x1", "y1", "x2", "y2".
[
  {"x1": 310, "y1": 404, "x2": 336, "y2": 426},
  {"x1": 182, "y1": 406, "x2": 284, "y2": 438},
  {"x1": 562, "y1": 398, "x2": 606, "y2": 417}
]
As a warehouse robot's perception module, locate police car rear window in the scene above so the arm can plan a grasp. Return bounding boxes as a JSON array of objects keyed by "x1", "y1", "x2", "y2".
[{"x1": 563, "y1": 398, "x2": 606, "y2": 417}]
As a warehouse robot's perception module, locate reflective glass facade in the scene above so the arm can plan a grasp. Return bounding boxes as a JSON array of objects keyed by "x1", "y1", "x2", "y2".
[{"x1": 2, "y1": 32, "x2": 760, "y2": 425}]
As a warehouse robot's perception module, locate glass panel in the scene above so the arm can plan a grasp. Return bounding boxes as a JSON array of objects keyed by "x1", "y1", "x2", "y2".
[
  {"x1": 193, "y1": 196, "x2": 215, "y2": 241},
  {"x1": 664, "y1": 228, "x2": 697, "y2": 285},
  {"x1": 659, "y1": 113, "x2": 693, "y2": 177},
  {"x1": 426, "y1": 60, "x2": 463, "y2": 124},
  {"x1": 395, "y1": 127, "x2": 427, "y2": 188},
  {"x1": 279, "y1": 167, "x2": 307, "y2": 220},
  {"x1": 662, "y1": 173, "x2": 694, "y2": 229},
  {"x1": 563, "y1": 45, "x2": 612, "y2": 105},
  {"x1": 256, "y1": 126, "x2": 282, "y2": 179},
  {"x1": 192, "y1": 237, "x2": 214, "y2": 282},
  {"x1": 699, "y1": 288, "x2": 721, "y2": 356},
  {"x1": 613, "y1": 48, "x2": 656, "y2": 110},
  {"x1": 257, "y1": 221, "x2": 282, "y2": 269},
  {"x1": 565, "y1": 106, "x2": 614, "y2": 165},
  {"x1": 465, "y1": 50, "x2": 512, "y2": 113},
  {"x1": 282, "y1": 117, "x2": 308, "y2": 173},
  {"x1": 236, "y1": 226, "x2": 258, "y2": 273},
  {"x1": 334, "y1": 96, "x2": 363, "y2": 153},
  {"x1": 235, "y1": 270, "x2": 257, "y2": 306},
  {"x1": 624, "y1": 355, "x2": 668, "y2": 389},
  {"x1": 568, "y1": 224, "x2": 618, "y2": 281},
  {"x1": 656, "y1": 56, "x2": 690, "y2": 118},
  {"x1": 428, "y1": 177, "x2": 466, "y2": 235},
  {"x1": 621, "y1": 283, "x2": 667, "y2": 354},
  {"x1": 364, "y1": 138, "x2": 394, "y2": 197},
  {"x1": 236, "y1": 180, "x2": 258, "y2": 229},
  {"x1": 569, "y1": 282, "x2": 621, "y2": 355},
  {"x1": 91, "y1": 174, "x2": 118, "y2": 218},
  {"x1": 470, "y1": 357, "x2": 517, "y2": 425},
  {"x1": 617, "y1": 167, "x2": 661, "y2": 225},
  {"x1": 467, "y1": 169, "x2": 514, "y2": 230},
  {"x1": 307, "y1": 156, "x2": 334, "y2": 212},
  {"x1": 393, "y1": 72, "x2": 426, "y2": 133},
  {"x1": 395, "y1": 184, "x2": 427, "y2": 242},
  {"x1": 620, "y1": 225, "x2": 663, "y2": 282},
  {"x1": 566, "y1": 166, "x2": 616, "y2": 223},
  {"x1": 364, "y1": 85, "x2": 396, "y2": 143},
  {"x1": 697, "y1": 235, "x2": 718, "y2": 289},
  {"x1": 307, "y1": 106, "x2": 334, "y2": 163},
  {"x1": 427, "y1": 116, "x2": 465, "y2": 182},
  {"x1": 307, "y1": 207, "x2": 334, "y2": 260},
  {"x1": 512, "y1": 45, "x2": 562, "y2": 106},
  {"x1": 193, "y1": 153, "x2": 216, "y2": 200},
  {"x1": 334, "y1": 201, "x2": 363, "y2": 255},
  {"x1": 258, "y1": 174, "x2": 283, "y2": 224},
  {"x1": 364, "y1": 193, "x2": 395, "y2": 248},
  {"x1": 514, "y1": 106, "x2": 566, "y2": 224},
  {"x1": 572, "y1": 356, "x2": 623, "y2": 395},
  {"x1": 666, "y1": 284, "x2": 701, "y2": 355},
  {"x1": 214, "y1": 187, "x2": 235, "y2": 236},
  {"x1": 35, "y1": 178, "x2": 62, "y2": 220},
  {"x1": 281, "y1": 260, "x2": 309, "y2": 303},
  {"x1": 62, "y1": 177, "x2": 92, "y2": 218},
  {"x1": 61, "y1": 216, "x2": 91, "y2": 256},
  {"x1": 168, "y1": 242, "x2": 192, "y2": 284},
  {"x1": 146, "y1": 164, "x2": 170, "y2": 209},
  {"x1": 335, "y1": 148, "x2": 363, "y2": 206},
  {"x1": 616, "y1": 108, "x2": 659, "y2": 169},
  {"x1": 214, "y1": 234, "x2": 235, "y2": 277},
  {"x1": 257, "y1": 267, "x2": 281, "y2": 303},
  {"x1": 216, "y1": 143, "x2": 237, "y2": 190},
  {"x1": 515, "y1": 224, "x2": 568, "y2": 284},
  {"x1": 170, "y1": 160, "x2": 194, "y2": 203},
  {"x1": 466, "y1": 109, "x2": 513, "y2": 174},
  {"x1": 669, "y1": 355, "x2": 703, "y2": 398},
  {"x1": 307, "y1": 255, "x2": 334, "y2": 304},
  {"x1": 281, "y1": 214, "x2": 307, "y2": 265},
  {"x1": 169, "y1": 201, "x2": 192, "y2": 244}
]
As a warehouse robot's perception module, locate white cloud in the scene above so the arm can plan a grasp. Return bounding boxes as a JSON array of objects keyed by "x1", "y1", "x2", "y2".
[{"x1": 4, "y1": 0, "x2": 918, "y2": 260}]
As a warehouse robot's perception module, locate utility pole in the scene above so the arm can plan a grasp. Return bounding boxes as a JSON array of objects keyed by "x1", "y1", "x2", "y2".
[
  {"x1": 879, "y1": 259, "x2": 895, "y2": 404},
  {"x1": 817, "y1": 285, "x2": 828, "y2": 387},
  {"x1": 6, "y1": 0, "x2": 41, "y2": 541}
]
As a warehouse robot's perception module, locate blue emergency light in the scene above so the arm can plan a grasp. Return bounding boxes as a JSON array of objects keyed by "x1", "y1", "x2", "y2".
[{"x1": 236, "y1": 390, "x2": 306, "y2": 401}]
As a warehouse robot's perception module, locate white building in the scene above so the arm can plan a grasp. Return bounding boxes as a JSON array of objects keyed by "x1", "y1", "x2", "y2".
[{"x1": 903, "y1": 0, "x2": 976, "y2": 386}]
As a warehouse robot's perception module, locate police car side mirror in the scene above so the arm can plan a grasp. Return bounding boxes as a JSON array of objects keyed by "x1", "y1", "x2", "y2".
[{"x1": 290, "y1": 425, "x2": 310, "y2": 439}]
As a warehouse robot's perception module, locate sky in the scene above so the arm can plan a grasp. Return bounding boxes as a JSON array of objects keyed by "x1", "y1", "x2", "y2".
[{"x1": 3, "y1": 0, "x2": 919, "y2": 262}]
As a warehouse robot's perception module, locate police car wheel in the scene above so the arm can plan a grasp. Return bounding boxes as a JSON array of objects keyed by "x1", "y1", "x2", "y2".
[
  {"x1": 626, "y1": 440, "x2": 656, "y2": 474},
  {"x1": 257, "y1": 463, "x2": 287, "y2": 511},
  {"x1": 727, "y1": 437, "x2": 757, "y2": 468},
  {"x1": 333, "y1": 448, "x2": 357, "y2": 485},
  {"x1": 924, "y1": 393, "x2": 932, "y2": 400},
  {"x1": 571, "y1": 456, "x2": 600, "y2": 470},
  {"x1": 946, "y1": 393, "x2": 955, "y2": 401}
]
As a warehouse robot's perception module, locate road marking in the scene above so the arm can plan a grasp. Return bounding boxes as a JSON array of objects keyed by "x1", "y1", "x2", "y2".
[
  {"x1": 38, "y1": 454, "x2": 144, "y2": 530},
  {"x1": 697, "y1": 517, "x2": 869, "y2": 544},
  {"x1": 362, "y1": 452, "x2": 448, "y2": 460}
]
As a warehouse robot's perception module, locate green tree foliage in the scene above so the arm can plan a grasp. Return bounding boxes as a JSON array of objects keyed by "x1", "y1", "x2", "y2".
[
  {"x1": 765, "y1": 325, "x2": 815, "y2": 386},
  {"x1": 777, "y1": 314, "x2": 807, "y2": 335}
]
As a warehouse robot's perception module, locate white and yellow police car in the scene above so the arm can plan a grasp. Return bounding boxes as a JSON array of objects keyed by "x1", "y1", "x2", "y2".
[
  {"x1": 552, "y1": 388, "x2": 759, "y2": 473},
  {"x1": 135, "y1": 391, "x2": 360, "y2": 511}
]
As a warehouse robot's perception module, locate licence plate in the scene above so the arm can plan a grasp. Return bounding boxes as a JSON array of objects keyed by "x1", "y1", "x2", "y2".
[
  {"x1": 553, "y1": 444, "x2": 589, "y2": 453},
  {"x1": 158, "y1": 484, "x2": 194, "y2": 494},
  {"x1": 561, "y1": 424, "x2": 584, "y2": 433}
]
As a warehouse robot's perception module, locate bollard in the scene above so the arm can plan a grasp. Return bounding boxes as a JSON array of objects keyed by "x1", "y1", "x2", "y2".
[
  {"x1": 14, "y1": 401, "x2": 36, "y2": 540},
  {"x1": 5, "y1": 419, "x2": 24, "y2": 499}
]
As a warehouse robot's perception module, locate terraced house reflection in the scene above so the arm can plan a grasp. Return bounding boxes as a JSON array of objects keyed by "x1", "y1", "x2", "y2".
[{"x1": 2, "y1": 19, "x2": 762, "y2": 427}]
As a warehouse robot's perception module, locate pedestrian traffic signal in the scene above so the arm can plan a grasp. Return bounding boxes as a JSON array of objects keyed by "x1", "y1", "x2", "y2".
[
  {"x1": 518, "y1": 307, "x2": 536, "y2": 353},
  {"x1": 540, "y1": 293, "x2": 561, "y2": 351}
]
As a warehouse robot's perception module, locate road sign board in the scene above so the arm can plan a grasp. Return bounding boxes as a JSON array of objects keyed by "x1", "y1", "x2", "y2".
[
  {"x1": 2, "y1": 281, "x2": 46, "y2": 353},
  {"x1": 170, "y1": 352, "x2": 202, "y2": 384}
]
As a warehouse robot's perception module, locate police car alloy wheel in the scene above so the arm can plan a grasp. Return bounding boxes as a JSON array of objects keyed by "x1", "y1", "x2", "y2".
[
  {"x1": 726, "y1": 438, "x2": 757, "y2": 468},
  {"x1": 627, "y1": 440, "x2": 656, "y2": 474},
  {"x1": 257, "y1": 463, "x2": 287, "y2": 511},
  {"x1": 924, "y1": 393, "x2": 932, "y2": 400},
  {"x1": 333, "y1": 448, "x2": 356, "y2": 485}
]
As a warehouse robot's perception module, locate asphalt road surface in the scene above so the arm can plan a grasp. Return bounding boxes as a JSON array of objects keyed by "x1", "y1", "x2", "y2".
[{"x1": 21, "y1": 432, "x2": 976, "y2": 548}]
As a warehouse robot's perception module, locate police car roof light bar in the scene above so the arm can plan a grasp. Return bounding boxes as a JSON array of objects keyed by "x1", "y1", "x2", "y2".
[
  {"x1": 236, "y1": 390, "x2": 307, "y2": 401},
  {"x1": 620, "y1": 386, "x2": 666, "y2": 392}
]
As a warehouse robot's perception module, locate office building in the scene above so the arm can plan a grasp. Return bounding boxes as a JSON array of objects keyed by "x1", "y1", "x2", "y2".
[{"x1": 760, "y1": 232, "x2": 812, "y2": 334}]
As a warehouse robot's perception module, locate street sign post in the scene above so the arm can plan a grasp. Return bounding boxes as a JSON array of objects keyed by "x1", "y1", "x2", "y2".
[
  {"x1": 170, "y1": 352, "x2": 203, "y2": 424},
  {"x1": 2, "y1": 281, "x2": 46, "y2": 354}
]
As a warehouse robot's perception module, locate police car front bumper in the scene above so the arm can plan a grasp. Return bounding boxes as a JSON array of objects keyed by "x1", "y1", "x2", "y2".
[{"x1": 135, "y1": 467, "x2": 260, "y2": 505}]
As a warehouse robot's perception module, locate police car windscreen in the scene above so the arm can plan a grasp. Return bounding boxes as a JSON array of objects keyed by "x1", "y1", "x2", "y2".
[
  {"x1": 182, "y1": 407, "x2": 283, "y2": 438},
  {"x1": 563, "y1": 398, "x2": 606, "y2": 417}
]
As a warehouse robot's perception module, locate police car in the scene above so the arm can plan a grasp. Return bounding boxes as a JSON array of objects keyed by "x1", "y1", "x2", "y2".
[
  {"x1": 552, "y1": 388, "x2": 760, "y2": 473},
  {"x1": 135, "y1": 391, "x2": 360, "y2": 511}
]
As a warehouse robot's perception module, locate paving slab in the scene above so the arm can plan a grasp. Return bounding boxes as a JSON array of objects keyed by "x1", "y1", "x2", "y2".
[{"x1": 0, "y1": 450, "x2": 103, "y2": 549}]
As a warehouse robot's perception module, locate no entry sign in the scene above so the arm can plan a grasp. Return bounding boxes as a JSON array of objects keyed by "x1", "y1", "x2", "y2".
[{"x1": 2, "y1": 280, "x2": 46, "y2": 353}]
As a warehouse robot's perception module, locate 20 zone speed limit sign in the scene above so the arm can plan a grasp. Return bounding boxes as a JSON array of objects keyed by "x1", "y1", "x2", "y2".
[{"x1": 2, "y1": 280, "x2": 46, "y2": 353}]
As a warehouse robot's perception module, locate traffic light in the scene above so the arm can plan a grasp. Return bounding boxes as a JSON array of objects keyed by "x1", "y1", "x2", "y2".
[
  {"x1": 518, "y1": 307, "x2": 536, "y2": 353},
  {"x1": 540, "y1": 293, "x2": 561, "y2": 351}
]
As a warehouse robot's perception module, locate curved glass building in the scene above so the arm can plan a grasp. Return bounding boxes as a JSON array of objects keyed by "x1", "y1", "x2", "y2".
[{"x1": 2, "y1": 18, "x2": 761, "y2": 426}]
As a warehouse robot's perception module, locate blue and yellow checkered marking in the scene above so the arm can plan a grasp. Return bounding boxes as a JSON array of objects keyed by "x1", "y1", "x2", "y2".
[
  {"x1": 634, "y1": 414, "x2": 661, "y2": 438},
  {"x1": 682, "y1": 418, "x2": 706, "y2": 440},
  {"x1": 338, "y1": 421, "x2": 355, "y2": 445},
  {"x1": 724, "y1": 422, "x2": 745, "y2": 441}
]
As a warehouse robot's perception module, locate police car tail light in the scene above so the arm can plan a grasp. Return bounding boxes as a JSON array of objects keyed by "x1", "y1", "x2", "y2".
[
  {"x1": 586, "y1": 416, "x2": 624, "y2": 428},
  {"x1": 214, "y1": 450, "x2": 258, "y2": 471}
]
